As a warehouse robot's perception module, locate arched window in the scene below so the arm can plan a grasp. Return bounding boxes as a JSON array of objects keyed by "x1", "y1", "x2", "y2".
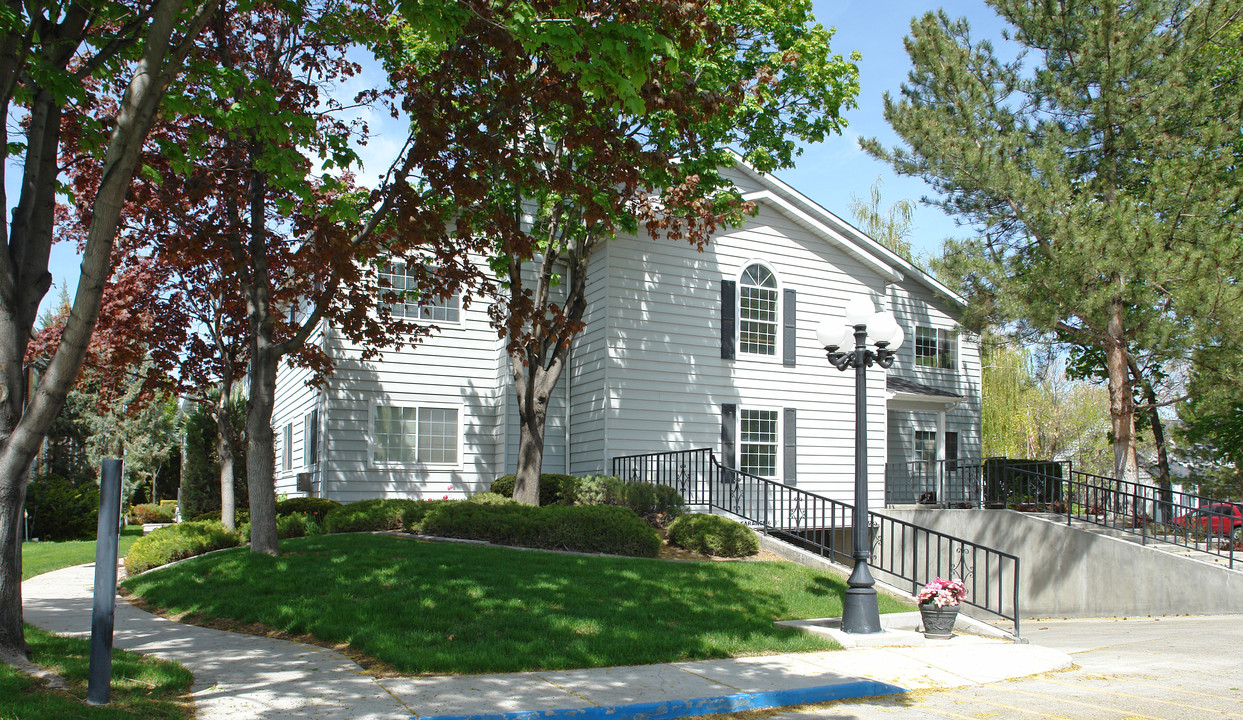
[{"x1": 739, "y1": 264, "x2": 778, "y2": 356}]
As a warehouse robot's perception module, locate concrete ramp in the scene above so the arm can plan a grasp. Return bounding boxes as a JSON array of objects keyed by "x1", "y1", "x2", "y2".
[{"x1": 881, "y1": 509, "x2": 1243, "y2": 619}]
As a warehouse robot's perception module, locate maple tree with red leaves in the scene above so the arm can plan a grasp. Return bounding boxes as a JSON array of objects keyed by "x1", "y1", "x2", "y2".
[{"x1": 0, "y1": 0, "x2": 219, "y2": 660}]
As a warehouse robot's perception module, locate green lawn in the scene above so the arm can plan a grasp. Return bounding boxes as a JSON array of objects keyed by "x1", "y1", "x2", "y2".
[
  {"x1": 124, "y1": 533, "x2": 912, "y2": 674},
  {"x1": 0, "y1": 624, "x2": 193, "y2": 720},
  {"x1": 22, "y1": 526, "x2": 144, "y2": 581}
]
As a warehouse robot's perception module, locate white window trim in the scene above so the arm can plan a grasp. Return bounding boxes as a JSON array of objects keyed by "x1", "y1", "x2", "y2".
[
  {"x1": 736, "y1": 260, "x2": 782, "y2": 363},
  {"x1": 281, "y1": 423, "x2": 293, "y2": 473},
  {"x1": 913, "y1": 325, "x2": 958, "y2": 372},
  {"x1": 737, "y1": 404, "x2": 783, "y2": 481},
  {"x1": 303, "y1": 409, "x2": 318, "y2": 469},
  {"x1": 378, "y1": 259, "x2": 467, "y2": 330},
  {"x1": 367, "y1": 401, "x2": 465, "y2": 470}
]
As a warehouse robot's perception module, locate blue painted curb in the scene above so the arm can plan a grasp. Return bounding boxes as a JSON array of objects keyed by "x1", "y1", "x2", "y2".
[{"x1": 413, "y1": 679, "x2": 906, "y2": 720}]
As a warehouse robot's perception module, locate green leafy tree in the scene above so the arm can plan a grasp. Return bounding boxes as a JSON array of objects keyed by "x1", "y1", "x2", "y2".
[
  {"x1": 848, "y1": 176, "x2": 915, "y2": 262},
  {"x1": 982, "y1": 338, "x2": 1113, "y2": 473},
  {"x1": 0, "y1": 0, "x2": 220, "y2": 659},
  {"x1": 865, "y1": 0, "x2": 1243, "y2": 485},
  {"x1": 394, "y1": 0, "x2": 861, "y2": 504}
]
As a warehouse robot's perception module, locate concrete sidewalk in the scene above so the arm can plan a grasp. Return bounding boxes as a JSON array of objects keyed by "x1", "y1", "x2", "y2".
[{"x1": 21, "y1": 563, "x2": 1071, "y2": 720}]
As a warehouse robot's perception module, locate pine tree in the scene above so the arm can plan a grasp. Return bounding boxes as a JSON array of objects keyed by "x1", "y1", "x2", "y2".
[{"x1": 865, "y1": 0, "x2": 1243, "y2": 483}]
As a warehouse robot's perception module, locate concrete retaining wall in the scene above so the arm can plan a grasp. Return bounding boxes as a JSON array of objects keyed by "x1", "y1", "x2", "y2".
[{"x1": 880, "y1": 509, "x2": 1243, "y2": 618}]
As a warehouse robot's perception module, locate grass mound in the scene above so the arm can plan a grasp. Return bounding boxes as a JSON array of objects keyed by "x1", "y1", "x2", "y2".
[{"x1": 123, "y1": 533, "x2": 913, "y2": 674}]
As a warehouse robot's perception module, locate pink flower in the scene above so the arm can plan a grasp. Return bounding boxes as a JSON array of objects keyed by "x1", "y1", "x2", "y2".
[{"x1": 917, "y1": 577, "x2": 967, "y2": 607}]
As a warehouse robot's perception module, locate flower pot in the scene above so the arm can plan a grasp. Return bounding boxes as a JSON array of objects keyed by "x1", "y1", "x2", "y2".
[{"x1": 919, "y1": 604, "x2": 959, "y2": 638}]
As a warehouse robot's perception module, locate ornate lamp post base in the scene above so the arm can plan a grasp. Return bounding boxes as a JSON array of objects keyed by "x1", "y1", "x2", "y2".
[{"x1": 842, "y1": 561, "x2": 881, "y2": 634}]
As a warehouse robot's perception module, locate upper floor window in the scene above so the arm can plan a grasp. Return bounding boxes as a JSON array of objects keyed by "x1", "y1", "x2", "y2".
[
  {"x1": 915, "y1": 326, "x2": 956, "y2": 369},
  {"x1": 739, "y1": 264, "x2": 778, "y2": 356},
  {"x1": 380, "y1": 261, "x2": 461, "y2": 324}
]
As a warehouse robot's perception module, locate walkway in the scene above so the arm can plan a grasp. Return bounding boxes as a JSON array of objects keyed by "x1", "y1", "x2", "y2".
[
  {"x1": 772, "y1": 615, "x2": 1243, "y2": 719},
  {"x1": 22, "y1": 563, "x2": 1069, "y2": 720}
]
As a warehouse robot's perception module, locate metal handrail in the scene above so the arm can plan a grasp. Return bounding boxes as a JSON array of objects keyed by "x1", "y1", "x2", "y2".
[
  {"x1": 1005, "y1": 465, "x2": 1238, "y2": 569},
  {"x1": 613, "y1": 448, "x2": 1022, "y2": 635}
]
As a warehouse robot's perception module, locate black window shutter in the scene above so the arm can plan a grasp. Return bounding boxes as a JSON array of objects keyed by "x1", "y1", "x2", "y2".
[
  {"x1": 783, "y1": 288, "x2": 796, "y2": 367},
  {"x1": 721, "y1": 403, "x2": 737, "y2": 468},
  {"x1": 721, "y1": 280, "x2": 736, "y2": 359},
  {"x1": 784, "y1": 408, "x2": 797, "y2": 485}
]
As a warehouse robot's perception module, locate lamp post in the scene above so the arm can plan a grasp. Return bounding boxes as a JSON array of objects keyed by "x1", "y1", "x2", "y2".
[{"x1": 816, "y1": 297, "x2": 904, "y2": 634}]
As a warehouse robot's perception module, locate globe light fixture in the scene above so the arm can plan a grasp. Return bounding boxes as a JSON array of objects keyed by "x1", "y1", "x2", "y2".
[{"x1": 815, "y1": 300, "x2": 904, "y2": 634}]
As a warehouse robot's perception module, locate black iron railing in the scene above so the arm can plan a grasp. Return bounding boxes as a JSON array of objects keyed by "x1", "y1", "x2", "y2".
[
  {"x1": 885, "y1": 459, "x2": 991, "y2": 507},
  {"x1": 613, "y1": 448, "x2": 1022, "y2": 635},
  {"x1": 1004, "y1": 464, "x2": 1239, "y2": 569}
]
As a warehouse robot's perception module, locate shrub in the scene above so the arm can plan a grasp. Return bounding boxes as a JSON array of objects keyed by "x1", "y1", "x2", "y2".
[
  {"x1": 667, "y1": 514, "x2": 759, "y2": 558},
  {"x1": 323, "y1": 499, "x2": 422, "y2": 534},
  {"x1": 239, "y1": 513, "x2": 323, "y2": 541},
  {"x1": 489, "y1": 473, "x2": 577, "y2": 505},
  {"x1": 620, "y1": 482, "x2": 684, "y2": 526},
  {"x1": 565, "y1": 476, "x2": 684, "y2": 526},
  {"x1": 275, "y1": 497, "x2": 342, "y2": 522},
  {"x1": 131, "y1": 503, "x2": 175, "y2": 524},
  {"x1": 399, "y1": 500, "x2": 451, "y2": 532},
  {"x1": 415, "y1": 502, "x2": 661, "y2": 557},
  {"x1": 124, "y1": 521, "x2": 241, "y2": 575},
  {"x1": 466, "y1": 492, "x2": 516, "y2": 505},
  {"x1": 24, "y1": 473, "x2": 99, "y2": 541},
  {"x1": 191, "y1": 509, "x2": 250, "y2": 524}
]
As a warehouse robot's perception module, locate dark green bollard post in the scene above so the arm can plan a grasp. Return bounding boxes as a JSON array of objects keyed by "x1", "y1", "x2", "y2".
[{"x1": 87, "y1": 458, "x2": 123, "y2": 705}]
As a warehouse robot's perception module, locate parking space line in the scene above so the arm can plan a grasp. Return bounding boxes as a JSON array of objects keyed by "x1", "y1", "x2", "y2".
[
  {"x1": 1037, "y1": 678, "x2": 1243, "y2": 718},
  {"x1": 1001, "y1": 687, "x2": 1168, "y2": 720}
]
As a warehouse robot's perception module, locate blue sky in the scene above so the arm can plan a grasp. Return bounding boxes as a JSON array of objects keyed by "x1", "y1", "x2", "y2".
[{"x1": 30, "y1": 0, "x2": 1007, "y2": 316}]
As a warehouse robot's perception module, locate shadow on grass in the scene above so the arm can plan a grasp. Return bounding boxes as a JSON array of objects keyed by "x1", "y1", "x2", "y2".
[{"x1": 122, "y1": 533, "x2": 909, "y2": 675}]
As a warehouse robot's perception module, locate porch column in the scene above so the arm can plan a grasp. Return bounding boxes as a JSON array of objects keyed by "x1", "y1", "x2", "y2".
[{"x1": 935, "y1": 409, "x2": 947, "y2": 508}]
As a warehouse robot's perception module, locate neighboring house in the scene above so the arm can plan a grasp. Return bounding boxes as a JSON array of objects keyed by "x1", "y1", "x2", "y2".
[{"x1": 270, "y1": 160, "x2": 981, "y2": 507}]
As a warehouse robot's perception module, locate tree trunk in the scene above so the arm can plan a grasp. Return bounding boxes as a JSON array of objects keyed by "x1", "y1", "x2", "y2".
[
  {"x1": 511, "y1": 359, "x2": 565, "y2": 506},
  {"x1": 213, "y1": 392, "x2": 236, "y2": 531},
  {"x1": 245, "y1": 348, "x2": 279, "y2": 555},
  {"x1": 0, "y1": 468, "x2": 28, "y2": 660},
  {"x1": 216, "y1": 432, "x2": 236, "y2": 531},
  {"x1": 1103, "y1": 304, "x2": 1139, "y2": 485}
]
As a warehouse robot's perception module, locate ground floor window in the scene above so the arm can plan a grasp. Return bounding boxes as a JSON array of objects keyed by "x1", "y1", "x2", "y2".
[
  {"x1": 739, "y1": 408, "x2": 779, "y2": 478},
  {"x1": 373, "y1": 405, "x2": 460, "y2": 465},
  {"x1": 914, "y1": 430, "x2": 937, "y2": 472}
]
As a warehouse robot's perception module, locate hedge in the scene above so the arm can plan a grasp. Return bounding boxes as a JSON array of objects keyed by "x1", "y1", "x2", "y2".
[
  {"x1": 322, "y1": 499, "x2": 423, "y2": 534},
  {"x1": 237, "y1": 512, "x2": 323, "y2": 542},
  {"x1": 131, "y1": 503, "x2": 175, "y2": 524},
  {"x1": 124, "y1": 521, "x2": 242, "y2": 575},
  {"x1": 275, "y1": 497, "x2": 342, "y2": 522},
  {"x1": 489, "y1": 473, "x2": 578, "y2": 506},
  {"x1": 411, "y1": 502, "x2": 661, "y2": 558},
  {"x1": 667, "y1": 514, "x2": 759, "y2": 558}
]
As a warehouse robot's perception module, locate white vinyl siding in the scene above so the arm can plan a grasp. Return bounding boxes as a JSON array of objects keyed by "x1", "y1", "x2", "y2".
[{"x1": 595, "y1": 178, "x2": 893, "y2": 504}]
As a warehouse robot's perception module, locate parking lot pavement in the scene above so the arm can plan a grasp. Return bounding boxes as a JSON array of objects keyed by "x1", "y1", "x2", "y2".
[{"x1": 766, "y1": 615, "x2": 1243, "y2": 720}]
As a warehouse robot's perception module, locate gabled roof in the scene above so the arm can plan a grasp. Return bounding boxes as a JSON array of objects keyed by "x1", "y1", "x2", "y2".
[{"x1": 725, "y1": 152, "x2": 967, "y2": 310}]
